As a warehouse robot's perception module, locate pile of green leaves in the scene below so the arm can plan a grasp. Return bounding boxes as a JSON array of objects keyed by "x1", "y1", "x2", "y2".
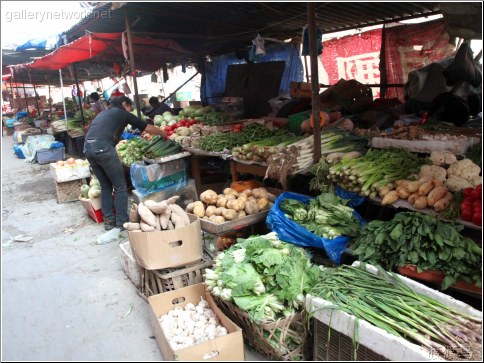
[
  {"x1": 351, "y1": 212, "x2": 482, "y2": 289},
  {"x1": 280, "y1": 191, "x2": 361, "y2": 240},
  {"x1": 205, "y1": 232, "x2": 321, "y2": 323},
  {"x1": 465, "y1": 141, "x2": 482, "y2": 167},
  {"x1": 198, "y1": 123, "x2": 274, "y2": 152},
  {"x1": 116, "y1": 138, "x2": 150, "y2": 166},
  {"x1": 202, "y1": 111, "x2": 231, "y2": 125}
]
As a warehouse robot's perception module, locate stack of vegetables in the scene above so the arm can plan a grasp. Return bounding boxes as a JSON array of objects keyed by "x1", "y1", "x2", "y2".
[
  {"x1": 267, "y1": 129, "x2": 368, "y2": 189},
  {"x1": 116, "y1": 138, "x2": 150, "y2": 166},
  {"x1": 205, "y1": 232, "x2": 322, "y2": 323},
  {"x1": 197, "y1": 123, "x2": 274, "y2": 152},
  {"x1": 142, "y1": 136, "x2": 182, "y2": 159},
  {"x1": 124, "y1": 196, "x2": 190, "y2": 232},
  {"x1": 311, "y1": 264, "x2": 482, "y2": 360},
  {"x1": 158, "y1": 297, "x2": 228, "y2": 351},
  {"x1": 187, "y1": 187, "x2": 276, "y2": 224},
  {"x1": 280, "y1": 191, "x2": 361, "y2": 240},
  {"x1": 460, "y1": 185, "x2": 482, "y2": 226},
  {"x1": 173, "y1": 124, "x2": 219, "y2": 149},
  {"x1": 201, "y1": 111, "x2": 231, "y2": 126},
  {"x1": 80, "y1": 177, "x2": 101, "y2": 200},
  {"x1": 310, "y1": 148, "x2": 428, "y2": 198},
  {"x1": 351, "y1": 212, "x2": 482, "y2": 289},
  {"x1": 231, "y1": 131, "x2": 303, "y2": 163}
]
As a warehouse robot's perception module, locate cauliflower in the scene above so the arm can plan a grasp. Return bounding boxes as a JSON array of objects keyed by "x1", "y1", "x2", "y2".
[
  {"x1": 429, "y1": 151, "x2": 457, "y2": 166},
  {"x1": 447, "y1": 159, "x2": 481, "y2": 183},
  {"x1": 469, "y1": 175, "x2": 483, "y2": 187},
  {"x1": 419, "y1": 165, "x2": 447, "y2": 182},
  {"x1": 445, "y1": 176, "x2": 473, "y2": 192}
]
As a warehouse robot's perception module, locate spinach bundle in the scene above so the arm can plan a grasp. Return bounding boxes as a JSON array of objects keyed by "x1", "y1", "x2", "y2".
[{"x1": 351, "y1": 212, "x2": 482, "y2": 289}]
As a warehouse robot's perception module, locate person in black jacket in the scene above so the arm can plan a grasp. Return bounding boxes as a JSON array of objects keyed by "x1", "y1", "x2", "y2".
[
  {"x1": 84, "y1": 96, "x2": 165, "y2": 231},
  {"x1": 148, "y1": 96, "x2": 174, "y2": 119}
]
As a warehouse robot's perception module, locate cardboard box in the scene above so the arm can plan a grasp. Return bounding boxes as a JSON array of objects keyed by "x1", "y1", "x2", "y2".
[
  {"x1": 129, "y1": 214, "x2": 203, "y2": 270},
  {"x1": 79, "y1": 196, "x2": 103, "y2": 223},
  {"x1": 50, "y1": 161, "x2": 90, "y2": 182},
  {"x1": 290, "y1": 81, "x2": 313, "y2": 99},
  {"x1": 148, "y1": 283, "x2": 244, "y2": 361},
  {"x1": 119, "y1": 241, "x2": 141, "y2": 288}
]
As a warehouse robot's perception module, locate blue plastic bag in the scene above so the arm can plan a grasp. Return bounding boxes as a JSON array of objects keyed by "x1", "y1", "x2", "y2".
[
  {"x1": 50, "y1": 141, "x2": 65, "y2": 149},
  {"x1": 13, "y1": 144, "x2": 25, "y2": 159},
  {"x1": 130, "y1": 160, "x2": 187, "y2": 196},
  {"x1": 334, "y1": 185, "x2": 366, "y2": 207},
  {"x1": 266, "y1": 191, "x2": 365, "y2": 264}
]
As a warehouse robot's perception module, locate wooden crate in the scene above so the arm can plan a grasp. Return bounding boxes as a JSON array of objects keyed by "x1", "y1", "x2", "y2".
[
  {"x1": 54, "y1": 179, "x2": 84, "y2": 203},
  {"x1": 140, "y1": 250, "x2": 213, "y2": 299}
]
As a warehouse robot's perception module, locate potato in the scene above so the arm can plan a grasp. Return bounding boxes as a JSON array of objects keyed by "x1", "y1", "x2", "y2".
[
  {"x1": 434, "y1": 197, "x2": 450, "y2": 212},
  {"x1": 427, "y1": 186, "x2": 448, "y2": 207},
  {"x1": 144, "y1": 200, "x2": 168, "y2": 214},
  {"x1": 215, "y1": 207, "x2": 225, "y2": 216},
  {"x1": 202, "y1": 216, "x2": 209, "y2": 220},
  {"x1": 226, "y1": 199, "x2": 244, "y2": 212},
  {"x1": 396, "y1": 187, "x2": 410, "y2": 199},
  {"x1": 395, "y1": 180, "x2": 410, "y2": 188},
  {"x1": 129, "y1": 203, "x2": 141, "y2": 223},
  {"x1": 418, "y1": 181, "x2": 434, "y2": 196},
  {"x1": 406, "y1": 180, "x2": 424, "y2": 193},
  {"x1": 222, "y1": 209, "x2": 238, "y2": 220},
  {"x1": 257, "y1": 197, "x2": 269, "y2": 210},
  {"x1": 381, "y1": 190, "x2": 398, "y2": 206},
  {"x1": 378, "y1": 186, "x2": 391, "y2": 198},
  {"x1": 225, "y1": 194, "x2": 237, "y2": 201},
  {"x1": 432, "y1": 179, "x2": 444, "y2": 188},
  {"x1": 237, "y1": 210, "x2": 246, "y2": 219},
  {"x1": 216, "y1": 196, "x2": 227, "y2": 208},
  {"x1": 414, "y1": 196, "x2": 428, "y2": 209},
  {"x1": 205, "y1": 205, "x2": 217, "y2": 217},
  {"x1": 242, "y1": 189, "x2": 252, "y2": 197},
  {"x1": 185, "y1": 202, "x2": 195, "y2": 213},
  {"x1": 193, "y1": 201, "x2": 205, "y2": 218},
  {"x1": 138, "y1": 203, "x2": 158, "y2": 227},
  {"x1": 223, "y1": 188, "x2": 239, "y2": 197},
  {"x1": 123, "y1": 222, "x2": 141, "y2": 231},
  {"x1": 238, "y1": 193, "x2": 248, "y2": 202},
  {"x1": 248, "y1": 196, "x2": 257, "y2": 203},
  {"x1": 200, "y1": 190, "x2": 218, "y2": 205},
  {"x1": 408, "y1": 192, "x2": 420, "y2": 205},
  {"x1": 211, "y1": 216, "x2": 226, "y2": 224},
  {"x1": 140, "y1": 222, "x2": 155, "y2": 232},
  {"x1": 245, "y1": 201, "x2": 260, "y2": 215}
]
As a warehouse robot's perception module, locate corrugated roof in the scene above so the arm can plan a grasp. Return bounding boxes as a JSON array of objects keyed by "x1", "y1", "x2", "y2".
[{"x1": 64, "y1": 1, "x2": 445, "y2": 60}]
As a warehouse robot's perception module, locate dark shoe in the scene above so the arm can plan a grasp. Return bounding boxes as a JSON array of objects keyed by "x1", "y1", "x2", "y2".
[{"x1": 104, "y1": 219, "x2": 115, "y2": 231}]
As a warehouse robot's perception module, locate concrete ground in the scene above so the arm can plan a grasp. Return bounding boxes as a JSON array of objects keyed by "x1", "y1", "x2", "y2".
[{"x1": 1, "y1": 135, "x2": 267, "y2": 361}]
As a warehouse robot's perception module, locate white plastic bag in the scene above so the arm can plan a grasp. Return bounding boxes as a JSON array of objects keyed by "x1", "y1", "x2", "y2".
[{"x1": 96, "y1": 228, "x2": 122, "y2": 245}]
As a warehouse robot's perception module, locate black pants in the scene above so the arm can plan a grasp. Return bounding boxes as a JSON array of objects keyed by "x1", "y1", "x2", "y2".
[{"x1": 84, "y1": 140, "x2": 129, "y2": 227}]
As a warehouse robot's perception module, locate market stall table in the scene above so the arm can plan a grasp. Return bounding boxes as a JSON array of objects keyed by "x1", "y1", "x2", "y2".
[{"x1": 230, "y1": 159, "x2": 269, "y2": 183}]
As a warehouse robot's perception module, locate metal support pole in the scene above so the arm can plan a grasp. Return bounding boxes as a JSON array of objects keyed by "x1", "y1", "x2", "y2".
[
  {"x1": 304, "y1": 55, "x2": 310, "y2": 83},
  {"x1": 307, "y1": 2, "x2": 321, "y2": 163},
  {"x1": 73, "y1": 63, "x2": 85, "y2": 125},
  {"x1": 48, "y1": 84, "x2": 53, "y2": 120},
  {"x1": 162, "y1": 71, "x2": 200, "y2": 105},
  {"x1": 32, "y1": 82, "x2": 42, "y2": 118},
  {"x1": 59, "y1": 69, "x2": 68, "y2": 121},
  {"x1": 124, "y1": 8, "x2": 142, "y2": 119},
  {"x1": 9, "y1": 76, "x2": 15, "y2": 112},
  {"x1": 22, "y1": 79, "x2": 29, "y2": 112}
]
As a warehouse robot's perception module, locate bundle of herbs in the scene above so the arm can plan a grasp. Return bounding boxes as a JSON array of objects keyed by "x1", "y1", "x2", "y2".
[
  {"x1": 280, "y1": 191, "x2": 361, "y2": 240},
  {"x1": 351, "y1": 212, "x2": 482, "y2": 289},
  {"x1": 311, "y1": 264, "x2": 482, "y2": 360}
]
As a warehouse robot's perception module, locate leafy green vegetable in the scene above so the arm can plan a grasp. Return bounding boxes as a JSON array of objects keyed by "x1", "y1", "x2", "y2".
[{"x1": 351, "y1": 212, "x2": 482, "y2": 289}]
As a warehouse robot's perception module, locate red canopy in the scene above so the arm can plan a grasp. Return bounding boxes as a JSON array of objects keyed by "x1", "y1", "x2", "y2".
[{"x1": 16, "y1": 32, "x2": 191, "y2": 72}]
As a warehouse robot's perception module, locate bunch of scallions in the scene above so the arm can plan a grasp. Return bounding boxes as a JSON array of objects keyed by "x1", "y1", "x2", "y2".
[
  {"x1": 310, "y1": 264, "x2": 482, "y2": 360},
  {"x1": 312, "y1": 148, "x2": 428, "y2": 198},
  {"x1": 266, "y1": 129, "x2": 368, "y2": 188}
]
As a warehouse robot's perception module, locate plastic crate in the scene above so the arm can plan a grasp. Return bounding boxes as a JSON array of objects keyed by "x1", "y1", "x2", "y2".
[
  {"x1": 288, "y1": 111, "x2": 310, "y2": 133},
  {"x1": 54, "y1": 179, "x2": 84, "y2": 203},
  {"x1": 37, "y1": 147, "x2": 65, "y2": 165},
  {"x1": 313, "y1": 319, "x2": 388, "y2": 361},
  {"x1": 140, "y1": 250, "x2": 213, "y2": 298}
]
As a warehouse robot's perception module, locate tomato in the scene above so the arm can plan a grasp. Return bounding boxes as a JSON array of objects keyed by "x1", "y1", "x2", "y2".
[
  {"x1": 473, "y1": 199, "x2": 482, "y2": 208},
  {"x1": 461, "y1": 199, "x2": 473, "y2": 210},
  {"x1": 463, "y1": 188, "x2": 475, "y2": 198},
  {"x1": 477, "y1": 184, "x2": 482, "y2": 190},
  {"x1": 471, "y1": 189, "x2": 482, "y2": 200},
  {"x1": 461, "y1": 208, "x2": 473, "y2": 221},
  {"x1": 462, "y1": 197, "x2": 474, "y2": 205},
  {"x1": 472, "y1": 212, "x2": 482, "y2": 226}
]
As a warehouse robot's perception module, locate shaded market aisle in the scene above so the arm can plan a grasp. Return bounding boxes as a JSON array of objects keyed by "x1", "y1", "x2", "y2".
[{"x1": 1, "y1": 136, "x2": 266, "y2": 361}]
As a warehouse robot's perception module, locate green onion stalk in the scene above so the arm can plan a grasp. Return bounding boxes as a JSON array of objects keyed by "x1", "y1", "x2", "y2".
[{"x1": 311, "y1": 264, "x2": 482, "y2": 360}]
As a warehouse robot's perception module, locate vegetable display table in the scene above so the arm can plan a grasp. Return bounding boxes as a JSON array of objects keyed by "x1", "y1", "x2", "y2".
[{"x1": 198, "y1": 211, "x2": 270, "y2": 235}]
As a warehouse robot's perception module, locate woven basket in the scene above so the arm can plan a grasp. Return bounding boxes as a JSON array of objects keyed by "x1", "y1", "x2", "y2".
[
  {"x1": 214, "y1": 297, "x2": 308, "y2": 361},
  {"x1": 54, "y1": 179, "x2": 84, "y2": 203}
]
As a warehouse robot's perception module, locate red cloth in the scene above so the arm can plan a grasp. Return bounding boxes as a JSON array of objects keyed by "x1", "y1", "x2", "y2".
[{"x1": 111, "y1": 90, "x2": 125, "y2": 98}]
